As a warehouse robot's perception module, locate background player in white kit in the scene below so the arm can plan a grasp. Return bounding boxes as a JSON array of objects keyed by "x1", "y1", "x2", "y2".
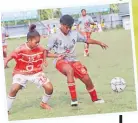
[
  {"x1": 47, "y1": 15, "x2": 108, "y2": 106},
  {"x1": 77, "y1": 9, "x2": 95, "y2": 56},
  {"x1": 1, "y1": 26, "x2": 9, "y2": 68}
]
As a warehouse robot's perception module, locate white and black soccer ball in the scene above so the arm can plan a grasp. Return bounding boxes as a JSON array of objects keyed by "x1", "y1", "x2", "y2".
[{"x1": 110, "y1": 77, "x2": 126, "y2": 92}]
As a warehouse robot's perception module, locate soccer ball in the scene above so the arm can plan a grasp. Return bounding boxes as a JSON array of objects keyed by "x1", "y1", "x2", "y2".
[{"x1": 110, "y1": 77, "x2": 126, "y2": 92}]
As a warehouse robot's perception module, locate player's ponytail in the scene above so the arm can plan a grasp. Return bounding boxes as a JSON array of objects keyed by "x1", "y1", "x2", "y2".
[
  {"x1": 29, "y1": 24, "x2": 36, "y2": 32},
  {"x1": 27, "y1": 24, "x2": 40, "y2": 40}
]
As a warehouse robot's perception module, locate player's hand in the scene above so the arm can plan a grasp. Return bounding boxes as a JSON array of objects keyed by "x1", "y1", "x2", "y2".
[
  {"x1": 57, "y1": 55, "x2": 66, "y2": 60},
  {"x1": 100, "y1": 43, "x2": 108, "y2": 49}
]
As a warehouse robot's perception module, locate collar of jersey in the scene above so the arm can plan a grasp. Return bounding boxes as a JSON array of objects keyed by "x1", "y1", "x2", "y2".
[{"x1": 59, "y1": 29, "x2": 71, "y2": 36}]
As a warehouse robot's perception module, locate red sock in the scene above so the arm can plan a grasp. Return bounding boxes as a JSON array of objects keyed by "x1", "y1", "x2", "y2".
[
  {"x1": 85, "y1": 48, "x2": 89, "y2": 54},
  {"x1": 68, "y1": 82, "x2": 77, "y2": 101},
  {"x1": 88, "y1": 88, "x2": 98, "y2": 101}
]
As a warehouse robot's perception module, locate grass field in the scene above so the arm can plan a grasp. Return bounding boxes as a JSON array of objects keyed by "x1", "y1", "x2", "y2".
[{"x1": 5, "y1": 29, "x2": 137, "y2": 121}]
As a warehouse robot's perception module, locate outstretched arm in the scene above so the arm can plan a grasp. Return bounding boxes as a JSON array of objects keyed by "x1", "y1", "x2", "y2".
[
  {"x1": 4, "y1": 52, "x2": 15, "y2": 68},
  {"x1": 77, "y1": 31, "x2": 108, "y2": 49},
  {"x1": 47, "y1": 51, "x2": 65, "y2": 60},
  {"x1": 47, "y1": 51, "x2": 58, "y2": 58},
  {"x1": 87, "y1": 39, "x2": 108, "y2": 49}
]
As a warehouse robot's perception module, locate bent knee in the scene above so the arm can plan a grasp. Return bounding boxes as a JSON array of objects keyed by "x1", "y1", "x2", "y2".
[{"x1": 43, "y1": 82, "x2": 53, "y2": 95}]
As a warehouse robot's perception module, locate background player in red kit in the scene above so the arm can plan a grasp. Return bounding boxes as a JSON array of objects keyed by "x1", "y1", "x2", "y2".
[
  {"x1": 5, "y1": 25, "x2": 53, "y2": 114},
  {"x1": 77, "y1": 9, "x2": 95, "y2": 56},
  {"x1": 47, "y1": 15, "x2": 108, "y2": 106}
]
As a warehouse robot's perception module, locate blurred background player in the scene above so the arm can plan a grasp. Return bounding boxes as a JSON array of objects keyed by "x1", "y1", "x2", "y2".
[
  {"x1": 51, "y1": 25, "x2": 57, "y2": 34},
  {"x1": 1, "y1": 25, "x2": 9, "y2": 68},
  {"x1": 77, "y1": 9, "x2": 95, "y2": 57},
  {"x1": 101, "y1": 19, "x2": 105, "y2": 30},
  {"x1": 47, "y1": 24, "x2": 51, "y2": 35},
  {"x1": 72, "y1": 24, "x2": 77, "y2": 30},
  {"x1": 47, "y1": 15, "x2": 108, "y2": 106},
  {"x1": 53, "y1": 25, "x2": 57, "y2": 33},
  {"x1": 5, "y1": 24, "x2": 53, "y2": 114}
]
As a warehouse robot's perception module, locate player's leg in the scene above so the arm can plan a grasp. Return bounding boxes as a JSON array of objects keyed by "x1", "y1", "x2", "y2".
[
  {"x1": 41, "y1": 82, "x2": 53, "y2": 110},
  {"x1": 3, "y1": 45, "x2": 7, "y2": 58},
  {"x1": 56, "y1": 60, "x2": 78, "y2": 106},
  {"x1": 3, "y1": 47, "x2": 6, "y2": 58},
  {"x1": 81, "y1": 32, "x2": 87, "y2": 56},
  {"x1": 3, "y1": 45, "x2": 9, "y2": 68},
  {"x1": 80, "y1": 75, "x2": 104, "y2": 103},
  {"x1": 72, "y1": 61, "x2": 104, "y2": 103},
  {"x1": 7, "y1": 74, "x2": 27, "y2": 113},
  {"x1": 7, "y1": 83, "x2": 23, "y2": 113},
  {"x1": 33, "y1": 72, "x2": 53, "y2": 110},
  {"x1": 83, "y1": 32, "x2": 91, "y2": 57}
]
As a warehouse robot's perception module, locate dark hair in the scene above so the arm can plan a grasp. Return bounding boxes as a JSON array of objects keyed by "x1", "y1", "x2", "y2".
[
  {"x1": 81, "y1": 9, "x2": 86, "y2": 12},
  {"x1": 60, "y1": 15, "x2": 74, "y2": 28},
  {"x1": 27, "y1": 24, "x2": 40, "y2": 40}
]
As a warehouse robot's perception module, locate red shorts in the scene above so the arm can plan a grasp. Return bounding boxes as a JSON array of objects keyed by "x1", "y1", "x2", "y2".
[
  {"x1": 81, "y1": 32, "x2": 91, "y2": 39},
  {"x1": 56, "y1": 60, "x2": 88, "y2": 79}
]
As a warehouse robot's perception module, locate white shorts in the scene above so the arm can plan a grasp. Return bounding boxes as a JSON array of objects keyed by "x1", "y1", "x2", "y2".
[
  {"x1": 12, "y1": 72, "x2": 50, "y2": 88},
  {"x1": 2, "y1": 41, "x2": 7, "y2": 46}
]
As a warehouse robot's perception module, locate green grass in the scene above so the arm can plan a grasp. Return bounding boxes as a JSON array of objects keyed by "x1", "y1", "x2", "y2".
[{"x1": 5, "y1": 29, "x2": 137, "y2": 121}]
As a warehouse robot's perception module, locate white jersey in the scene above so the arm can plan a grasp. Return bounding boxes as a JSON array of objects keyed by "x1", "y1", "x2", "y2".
[
  {"x1": 78, "y1": 15, "x2": 94, "y2": 32},
  {"x1": 47, "y1": 29, "x2": 87, "y2": 63},
  {"x1": 1, "y1": 26, "x2": 7, "y2": 46}
]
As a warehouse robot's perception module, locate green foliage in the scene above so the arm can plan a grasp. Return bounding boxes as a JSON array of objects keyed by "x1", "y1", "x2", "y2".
[
  {"x1": 53, "y1": 8, "x2": 62, "y2": 18},
  {"x1": 38, "y1": 8, "x2": 61, "y2": 20},
  {"x1": 110, "y1": 4, "x2": 119, "y2": 13}
]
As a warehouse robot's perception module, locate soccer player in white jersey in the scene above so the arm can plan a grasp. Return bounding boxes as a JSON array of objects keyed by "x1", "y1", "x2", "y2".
[
  {"x1": 1, "y1": 26, "x2": 9, "y2": 68},
  {"x1": 77, "y1": 9, "x2": 95, "y2": 56},
  {"x1": 47, "y1": 15, "x2": 108, "y2": 106}
]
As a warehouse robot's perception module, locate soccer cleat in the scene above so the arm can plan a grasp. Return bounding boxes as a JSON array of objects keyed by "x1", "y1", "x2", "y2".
[
  {"x1": 84, "y1": 53, "x2": 87, "y2": 57},
  {"x1": 40, "y1": 102, "x2": 52, "y2": 110},
  {"x1": 71, "y1": 100, "x2": 78, "y2": 106},
  {"x1": 93, "y1": 99, "x2": 104, "y2": 104},
  {"x1": 84, "y1": 51, "x2": 89, "y2": 57}
]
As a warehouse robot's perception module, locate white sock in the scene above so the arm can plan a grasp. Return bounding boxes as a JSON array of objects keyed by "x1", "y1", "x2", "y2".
[
  {"x1": 42, "y1": 93, "x2": 51, "y2": 103},
  {"x1": 7, "y1": 95, "x2": 16, "y2": 111}
]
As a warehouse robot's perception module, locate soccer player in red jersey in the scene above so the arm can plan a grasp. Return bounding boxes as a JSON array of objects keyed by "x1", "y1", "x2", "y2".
[
  {"x1": 5, "y1": 24, "x2": 54, "y2": 114},
  {"x1": 77, "y1": 9, "x2": 95, "y2": 57},
  {"x1": 47, "y1": 15, "x2": 108, "y2": 106}
]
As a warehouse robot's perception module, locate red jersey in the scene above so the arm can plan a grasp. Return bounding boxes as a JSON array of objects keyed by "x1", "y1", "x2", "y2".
[{"x1": 12, "y1": 43, "x2": 45, "y2": 76}]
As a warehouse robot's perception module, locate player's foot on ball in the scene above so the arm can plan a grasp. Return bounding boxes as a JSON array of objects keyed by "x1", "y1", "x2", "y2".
[
  {"x1": 93, "y1": 99, "x2": 104, "y2": 103},
  {"x1": 71, "y1": 100, "x2": 78, "y2": 106},
  {"x1": 40, "y1": 102, "x2": 52, "y2": 110}
]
